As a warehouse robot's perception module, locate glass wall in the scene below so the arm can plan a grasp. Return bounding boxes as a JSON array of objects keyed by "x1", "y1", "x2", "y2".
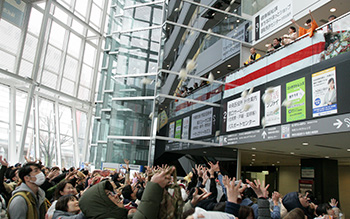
[{"x1": 0, "y1": 0, "x2": 108, "y2": 167}]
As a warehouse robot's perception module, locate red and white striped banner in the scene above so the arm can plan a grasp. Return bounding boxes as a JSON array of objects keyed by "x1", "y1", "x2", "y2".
[{"x1": 224, "y1": 33, "x2": 325, "y2": 99}]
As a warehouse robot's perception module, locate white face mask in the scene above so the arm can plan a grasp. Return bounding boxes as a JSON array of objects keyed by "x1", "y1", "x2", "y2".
[{"x1": 30, "y1": 172, "x2": 45, "y2": 186}]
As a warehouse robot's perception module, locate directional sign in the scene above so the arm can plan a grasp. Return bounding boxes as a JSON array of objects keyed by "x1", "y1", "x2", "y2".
[{"x1": 221, "y1": 113, "x2": 350, "y2": 145}]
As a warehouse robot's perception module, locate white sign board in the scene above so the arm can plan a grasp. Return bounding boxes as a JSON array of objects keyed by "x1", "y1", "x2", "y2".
[
  {"x1": 312, "y1": 67, "x2": 337, "y2": 117},
  {"x1": 169, "y1": 121, "x2": 175, "y2": 142},
  {"x1": 191, "y1": 108, "x2": 213, "y2": 139},
  {"x1": 265, "y1": 86, "x2": 281, "y2": 126},
  {"x1": 254, "y1": 0, "x2": 292, "y2": 40},
  {"x1": 182, "y1": 116, "x2": 190, "y2": 139},
  {"x1": 227, "y1": 91, "x2": 260, "y2": 132}
]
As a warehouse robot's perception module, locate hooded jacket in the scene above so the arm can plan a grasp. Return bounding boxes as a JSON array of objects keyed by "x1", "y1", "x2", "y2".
[
  {"x1": 52, "y1": 210, "x2": 86, "y2": 219},
  {"x1": 79, "y1": 180, "x2": 128, "y2": 219},
  {"x1": 282, "y1": 192, "x2": 314, "y2": 219},
  {"x1": 8, "y1": 182, "x2": 49, "y2": 219}
]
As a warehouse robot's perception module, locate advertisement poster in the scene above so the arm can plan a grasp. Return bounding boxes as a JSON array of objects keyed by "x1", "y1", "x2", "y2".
[
  {"x1": 312, "y1": 67, "x2": 337, "y2": 117},
  {"x1": 168, "y1": 121, "x2": 175, "y2": 142},
  {"x1": 175, "y1": 119, "x2": 182, "y2": 139},
  {"x1": 286, "y1": 77, "x2": 306, "y2": 122},
  {"x1": 182, "y1": 117, "x2": 190, "y2": 139},
  {"x1": 191, "y1": 108, "x2": 213, "y2": 139},
  {"x1": 227, "y1": 91, "x2": 260, "y2": 132},
  {"x1": 265, "y1": 86, "x2": 281, "y2": 126}
]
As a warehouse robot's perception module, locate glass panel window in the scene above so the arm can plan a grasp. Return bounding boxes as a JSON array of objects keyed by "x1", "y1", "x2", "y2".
[
  {"x1": 0, "y1": 20, "x2": 21, "y2": 52},
  {"x1": 44, "y1": 45, "x2": 62, "y2": 73},
  {"x1": 19, "y1": 59, "x2": 34, "y2": 78},
  {"x1": 41, "y1": 70, "x2": 58, "y2": 88},
  {"x1": 63, "y1": 55, "x2": 78, "y2": 80},
  {"x1": 67, "y1": 33, "x2": 82, "y2": 57},
  {"x1": 0, "y1": 85, "x2": 9, "y2": 123},
  {"x1": 74, "y1": 0, "x2": 88, "y2": 19},
  {"x1": 23, "y1": 34, "x2": 38, "y2": 63},
  {"x1": 78, "y1": 86, "x2": 90, "y2": 100},
  {"x1": 0, "y1": 50, "x2": 16, "y2": 72},
  {"x1": 60, "y1": 78, "x2": 75, "y2": 95},
  {"x1": 80, "y1": 64, "x2": 93, "y2": 87},
  {"x1": 83, "y1": 43, "x2": 96, "y2": 66},
  {"x1": 49, "y1": 22, "x2": 66, "y2": 49},
  {"x1": 90, "y1": 3, "x2": 102, "y2": 28},
  {"x1": 16, "y1": 90, "x2": 28, "y2": 125},
  {"x1": 28, "y1": 8, "x2": 43, "y2": 36},
  {"x1": 0, "y1": 122, "x2": 9, "y2": 158}
]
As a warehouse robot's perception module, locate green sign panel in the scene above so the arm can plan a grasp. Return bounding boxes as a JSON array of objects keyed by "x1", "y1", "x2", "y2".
[
  {"x1": 286, "y1": 77, "x2": 306, "y2": 122},
  {"x1": 175, "y1": 119, "x2": 182, "y2": 139}
]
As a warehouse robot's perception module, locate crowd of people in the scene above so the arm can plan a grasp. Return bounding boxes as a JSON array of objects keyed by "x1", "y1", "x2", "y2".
[
  {"x1": 245, "y1": 10, "x2": 338, "y2": 65},
  {"x1": 0, "y1": 156, "x2": 343, "y2": 219}
]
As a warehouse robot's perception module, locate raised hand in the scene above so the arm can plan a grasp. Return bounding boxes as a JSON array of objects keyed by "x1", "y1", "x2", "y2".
[
  {"x1": 208, "y1": 161, "x2": 220, "y2": 172},
  {"x1": 329, "y1": 198, "x2": 338, "y2": 207},
  {"x1": 246, "y1": 179, "x2": 269, "y2": 198},
  {"x1": 224, "y1": 177, "x2": 241, "y2": 203},
  {"x1": 191, "y1": 187, "x2": 212, "y2": 207},
  {"x1": 151, "y1": 166, "x2": 174, "y2": 188},
  {"x1": 0, "y1": 156, "x2": 8, "y2": 167}
]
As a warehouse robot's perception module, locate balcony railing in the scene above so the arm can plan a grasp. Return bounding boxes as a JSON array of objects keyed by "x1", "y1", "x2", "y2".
[{"x1": 168, "y1": 11, "x2": 350, "y2": 119}]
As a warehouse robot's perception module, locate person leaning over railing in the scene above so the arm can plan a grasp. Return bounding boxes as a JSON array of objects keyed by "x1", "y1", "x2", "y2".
[{"x1": 244, "y1": 47, "x2": 261, "y2": 66}]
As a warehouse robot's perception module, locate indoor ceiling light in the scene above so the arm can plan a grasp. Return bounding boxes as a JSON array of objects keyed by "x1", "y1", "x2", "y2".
[
  {"x1": 277, "y1": 161, "x2": 280, "y2": 163},
  {"x1": 347, "y1": 149, "x2": 350, "y2": 152},
  {"x1": 217, "y1": 70, "x2": 221, "y2": 74},
  {"x1": 252, "y1": 147, "x2": 256, "y2": 150},
  {"x1": 290, "y1": 152, "x2": 295, "y2": 155},
  {"x1": 302, "y1": 142, "x2": 309, "y2": 146},
  {"x1": 330, "y1": 8, "x2": 336, "y2": 12},
  {"x1": 252, "y1": 158, "x2": 255, "y2": 161},
  {"x1": 252, "y1": 154, "x2": 255, "y2": 156},
  {"x1": 325, "y1": 156, "x2": 330, "y2": 158},
  {"x1": 227, "y1": 64, "x2": 231, "y2": 68}
]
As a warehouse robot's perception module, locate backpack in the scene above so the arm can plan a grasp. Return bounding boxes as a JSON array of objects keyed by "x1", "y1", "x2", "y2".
[
  {"x1": 7, "y1": 191, "x2": 50, "y2": 219},
  {"x1": 158, "y1": 168, "x2": 184, "y2": 219}
]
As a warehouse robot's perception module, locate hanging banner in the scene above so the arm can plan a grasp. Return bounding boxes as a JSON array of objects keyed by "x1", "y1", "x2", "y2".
[
  {"x1": 191, "y1": 108, "x2": 213, "y2": 139},
  {"x1": 175, "y1": 119, "x2": 182, "y2": 139},
  {"x1": 227, "y1": 91, "x2": 260, "y2": 132},
  {"x1": 254, "y1": 0, "x2": 292, "y2": 40},
  {"x1": 182, "y1": 116, "x2": 190, "y2": 139},
  {"x1": 265, "y1": 86, "x2": 281, "y2": 126},
  {"x1": 312, "y1": 67, "x2": 337, "y2": 117},
  {"x1": 1, "y1": 0, "x2": 26, "y2": 28},
  {"x1": 222, "y1": 21, "x2": 249, "y2": 60},
  {"x1": 286, "y1": 77, "x2": 306, "y2": 122}
]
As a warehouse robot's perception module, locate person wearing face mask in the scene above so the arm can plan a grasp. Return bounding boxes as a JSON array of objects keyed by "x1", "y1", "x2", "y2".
[{"x1": 7, "y1": 162, "x2": 51, "y2": 219}]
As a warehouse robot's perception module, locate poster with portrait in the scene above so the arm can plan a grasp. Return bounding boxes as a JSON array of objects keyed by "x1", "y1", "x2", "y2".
[
  {"x1": 312, "y1": 67, "x2": 337, "y2": 117},
  {"x1": 226, "y1": 91, "x2": 260, "y2": 132},
  {"x1": 286, "y1": 77, "x2": 306, "y2": 122},
  {"x1": 265, "y1": 86, "x2": 281, "y2": 126}
]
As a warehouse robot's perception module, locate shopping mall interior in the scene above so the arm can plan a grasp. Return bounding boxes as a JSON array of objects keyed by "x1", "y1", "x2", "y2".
[{"x1": 0, "y1": 0, "x2": 350, "y2": 217}]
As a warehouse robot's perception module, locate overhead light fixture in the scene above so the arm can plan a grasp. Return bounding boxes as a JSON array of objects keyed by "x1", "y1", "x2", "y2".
[
  {"x1": 217, "y1": 70, "x2": 221, "y2": 74},
  {"x1": 347, "y1": 149, "x2": 350, "y2": 152},
  {"x1": 272, "y1": 164, "x2": 275, "y2": 166},
  {"x1": 290, "y1": 152, "x2": 295, "y2": 155},
  {"x1": 203, "y1": 151, "x2": 207, "y2": 154},
  {"x1": 252, "y1": 147, "x2": 256, "y2": 150},
  {"x1": 302, "y1": 142, "x2": 309, "y2": 146},
  {"x1": 227, "y1": 64, "x2": 231, "y2": 68},
  {"x1": 252, "y1": 154, "x2": 255, "y2": 156},
  {"x1": 252, "y1": 158, "x2": 255, "y2": 161},
  {"x1": 330, "y1": 8, "x2": 336, "y2": 12},
  {"x1": 225, "y1": 16, "x2": 228, "y2": 19},
  {"x1": 277, "y1": 161, "x2": 280, "y2": 163},
  {"x1": 250, "y1": 164, "x2": 252, "y2": 166},
  {"x1": 236, "y1": 19, "x2": 240, "y2": 23},
  {"x1": 325, "y1": 156, "x2": 330, "y2": 158}
]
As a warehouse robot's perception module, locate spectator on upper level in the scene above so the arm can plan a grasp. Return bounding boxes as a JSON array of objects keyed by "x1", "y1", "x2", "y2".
[
  {"x1": 244, "y1": 48, "x2": 261, "y2": 66},
  {"x1": 292, "y1": 10, "x2": 318, "y2": 37},
  {"x1": 282, "y1": 26, "x2": 297, "y2": 45},
  {"x1": 273, "y1": 38, "x2": 282, "y2": 50}
]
